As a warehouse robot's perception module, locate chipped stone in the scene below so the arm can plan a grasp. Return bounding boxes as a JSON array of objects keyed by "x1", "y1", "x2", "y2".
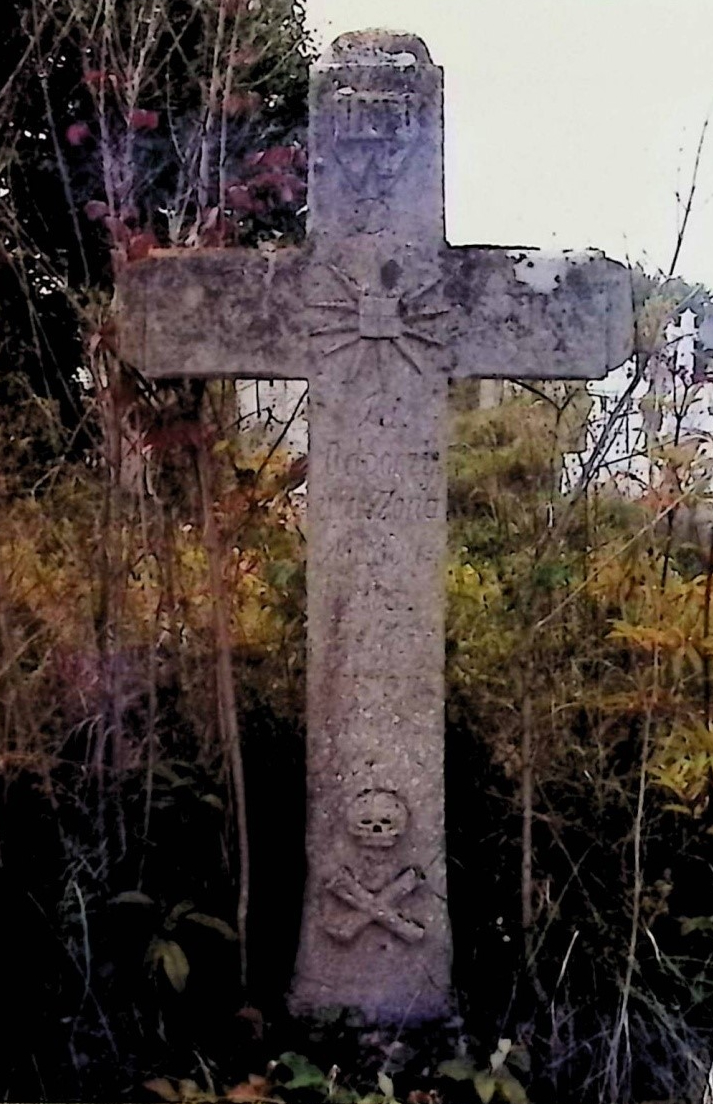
[{"x1": 507, "y1": 249, "x2": 605, "y2": 295}]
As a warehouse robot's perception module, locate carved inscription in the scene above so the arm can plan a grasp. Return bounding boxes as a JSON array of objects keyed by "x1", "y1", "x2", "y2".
[
  {"x1": 332, "y1": 91, "x2": 420, "y2": 197},
  {"x1": 325, "y1": 533, "x2": 401, "y2": 569},
  {"x1": 322, "y1": 445, "x2": 441, "y2": 520},
  {"x1": 316, "y1": 674, "x2": 442, "y2": 771},
  {"x1": 324, "y1": 444, "x2": 440, "y2": 482},
  {"x1": 323, "y1": 866, "x2": 426, "y2": 944},
  {"x1": 322, "y1": 612, "x2": 439, "y2": 678},
  {"x1": 334, "y1": 91, "x2": 417, "y2": 144},
  {"x1": 341, "y1": 490, "x2": 439, "y2": 521}
]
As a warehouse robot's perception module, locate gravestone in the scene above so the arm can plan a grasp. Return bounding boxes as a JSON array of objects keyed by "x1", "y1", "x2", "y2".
[{"x1": 117, "y1": 30, "x2": 634, "y2": 1025}]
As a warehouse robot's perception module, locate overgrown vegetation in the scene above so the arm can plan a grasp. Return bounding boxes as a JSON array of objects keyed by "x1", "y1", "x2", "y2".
[
  {"x1": 446, "y1": 383, "x2": 713, "y2": 1104},
  {"x1": 3, "y1": 2, "x2": 713, "y2": 1102}
]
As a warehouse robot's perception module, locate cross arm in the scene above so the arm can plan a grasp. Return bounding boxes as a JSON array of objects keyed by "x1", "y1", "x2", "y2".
[
  {"x1": 442, "y1": 247, "x2": 634, "y2": 380},
  {"x1": 115, "y1": 246, "x2": 312, "y2": 380}
]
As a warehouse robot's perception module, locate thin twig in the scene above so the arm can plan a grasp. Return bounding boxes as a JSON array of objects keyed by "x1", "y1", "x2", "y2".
[{"x1": 669, "y1": 112, "x2": 710, "y2": 277}]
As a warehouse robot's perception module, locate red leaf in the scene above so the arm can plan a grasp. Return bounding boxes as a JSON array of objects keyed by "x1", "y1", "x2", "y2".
[
  {"x1": 249, "y1": 170, "x2": 306, "y2": 206},
  {"x1": 96, "y1": 319, "x2": 118, "y2": 355},
  {"x1": 66, "y1": 122, "x2": 91, "y2": 146},
  {"x1": 127, "y1": 231, "x2": 159, "y2": 262},
  {"x1": 232, "y1": 46, "x2": 259, "y2": 66},
  {"x1": 127, "y1": 108, "x2": 159, "y2": 130},
  {"x1": 83, "y1": 69, "x2": 106, "y2": 87},
  {"x1": 144, "y1": 421, "x2": 212, "y2": 453},
  {"x1": 246, "y1": 146, "x2": 300, "y2": 170},
  {"x1": 226, "y1": 184, "x2": 257, "y2": 216},
  {"x1": 276, "y1": 172, "x2": 307, "y2": 204},
  {"x1": 223, "y1": 91, "x2": 262, "y2": 118},
  {"x1": 85, "y1": 199, "x2": 110, "y2": 221}
]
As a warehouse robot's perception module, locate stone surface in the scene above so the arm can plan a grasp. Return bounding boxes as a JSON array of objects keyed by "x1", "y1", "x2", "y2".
[{"x1": 116, "y1": 28, "x2": 635, "y2": 1026}]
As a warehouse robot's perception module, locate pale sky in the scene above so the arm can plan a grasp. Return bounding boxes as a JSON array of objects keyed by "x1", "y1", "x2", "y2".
[{"x1": 306, "y1": 0, "x2": 713, "y2": 292}]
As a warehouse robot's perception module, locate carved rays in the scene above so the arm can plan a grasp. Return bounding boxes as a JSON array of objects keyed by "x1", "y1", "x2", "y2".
[{"x1": 309, "y1": 264, "x2": 449, "y2": 377}]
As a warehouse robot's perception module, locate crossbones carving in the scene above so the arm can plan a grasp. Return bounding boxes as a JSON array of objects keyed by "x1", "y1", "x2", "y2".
[{"x1": 323, "y1": 866, "x2": 426, "y2": 944}]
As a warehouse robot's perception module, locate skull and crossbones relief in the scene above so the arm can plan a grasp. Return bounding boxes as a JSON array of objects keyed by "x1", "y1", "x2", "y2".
[
  {"x1": 346, "y1": 788, "x2": 409, "y2": 847},
  {"x1": 321, "y1": 788, "x2": 426, "y2": 943}
]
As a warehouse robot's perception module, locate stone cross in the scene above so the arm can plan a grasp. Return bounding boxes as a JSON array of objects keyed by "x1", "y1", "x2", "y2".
[{"x1": 117, "y1": 30, "x2": 633, "y2": 1025}]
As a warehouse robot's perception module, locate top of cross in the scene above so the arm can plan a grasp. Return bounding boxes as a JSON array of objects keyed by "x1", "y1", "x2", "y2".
[
  {"x1": 308, "y1": 27, "x2": 444, "y2": 243},
  {"x1": 116, "y1": 29, "x2": 634, "y2": 384},
  {"x1": 319, "y1": 30, "x2": 434, "y2": 65}
]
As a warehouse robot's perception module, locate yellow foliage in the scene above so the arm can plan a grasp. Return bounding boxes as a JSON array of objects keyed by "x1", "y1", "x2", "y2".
[
  {"x1": 649, "y1": 720, "x2": 713, "y2": 814},
  {"x1": 587, "y1": 547, "x2": 709, "y2": 681},
  {"x1": 582, "y1": 541, "x2": 713, "y2": 810},
  {"x1": 0, "y1": 444, "x2": 304, "y2": 758}
]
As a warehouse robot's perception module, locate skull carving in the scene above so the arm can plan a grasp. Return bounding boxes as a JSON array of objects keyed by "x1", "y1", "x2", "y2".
[{"x1": 346, "y1": 789, "x2": 409, "y2": 848}]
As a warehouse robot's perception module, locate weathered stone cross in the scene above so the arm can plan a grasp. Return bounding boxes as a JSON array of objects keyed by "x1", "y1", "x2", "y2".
[{"x1": 117, "y1": 30, "x2": 633, "y2": 1026}]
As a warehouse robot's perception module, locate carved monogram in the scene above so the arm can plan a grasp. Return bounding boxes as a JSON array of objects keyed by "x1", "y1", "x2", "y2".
[{"x1": 332, "y1": 90, "x2": 421, "y2": 197}]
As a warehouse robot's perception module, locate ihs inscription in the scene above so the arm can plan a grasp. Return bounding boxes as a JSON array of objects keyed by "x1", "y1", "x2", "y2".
[{"x1": 332, "y1": 90, "x2": 421, "y2": 198}]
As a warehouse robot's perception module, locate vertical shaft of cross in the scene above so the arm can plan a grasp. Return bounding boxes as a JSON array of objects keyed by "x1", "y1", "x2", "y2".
[{"x1": 289, "y1": 32, "x2": 454, "y2": 1024}]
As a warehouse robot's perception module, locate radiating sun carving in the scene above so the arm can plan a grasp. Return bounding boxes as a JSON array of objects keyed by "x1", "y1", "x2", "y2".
[{"x1": 309, "y1": 264, "x2": 449, "y2": 378}]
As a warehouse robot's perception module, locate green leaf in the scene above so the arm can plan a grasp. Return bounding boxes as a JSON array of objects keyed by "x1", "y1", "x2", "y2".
[
  {"x1": 200, "y1": 793, "x2": 224, "y2": 811},
  {"x1": 110, "y1": 890, "x2": 155, "y2": 907},
  {"x1": 165, "y1": 900, "x2": 195, "y2": 930},
  {"x1": 473, "y1": 1073, "x2": 496, "y2": 1104},
  {"x1": 185, "y1": 912, "x2": 238, "y2": 940},
  {"x1": 278, "y1": 1052, "x2": 328, "y2": 1091},
  {"x1": 532, "y1": 561, "x2": 572, "y2": 591},
  {"x1": 156, "y1": 939, "x2": 190, "y2": 991},
  {"x1": 377, "y1": 1072, "x2": 394, "y2": 1098},
  {"x1": 494, "y1": 1071, "x2": 528, "y2": 1104},
  {"x1": 152, "y1": 763, "x2": 183, "y2": 785},
  {"x1": 681, "y1": 915, "x2": 713, "y2": 935},
  {"x1": 438, "y1": 1059, "x2": 478, "y2": 1082}
]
